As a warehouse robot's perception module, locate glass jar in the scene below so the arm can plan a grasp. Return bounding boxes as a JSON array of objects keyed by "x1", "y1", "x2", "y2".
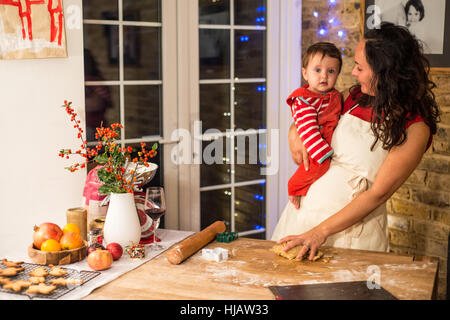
[{"x1": 88, "y1": 228, "x2": 104, "y2": 247}]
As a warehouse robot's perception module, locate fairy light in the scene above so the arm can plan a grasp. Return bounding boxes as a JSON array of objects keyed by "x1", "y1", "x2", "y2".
[
  {"x1": 313, "y1": 0, "x2": 347, "y2": 40},
  {"x1": 318, "y1": 28, "x2": 327, "y2": 36}
]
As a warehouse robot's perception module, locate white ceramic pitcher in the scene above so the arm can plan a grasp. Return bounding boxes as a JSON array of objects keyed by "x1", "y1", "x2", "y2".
[{"x1": 103, "y1": 192, "x2": 141, "y2": 249}]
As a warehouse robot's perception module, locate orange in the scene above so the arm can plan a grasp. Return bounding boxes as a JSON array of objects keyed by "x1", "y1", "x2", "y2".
[
  {"x1": 62, "y1": 223, "x2": 80, "y2": 235},
  {"x1": 41, "y1": 239, "x2": 62, "y2": 252},
  {"x1": 59, "y1": 231, "x2": 84, "y2": 250}
]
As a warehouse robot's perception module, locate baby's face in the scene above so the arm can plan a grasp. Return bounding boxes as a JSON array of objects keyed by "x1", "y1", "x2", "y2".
[
  {"x1": 302, "y1": 53, "x2": 340, "y2": 94},
  {"x1": 407, "y1": 6, "x2": 420, "y2": 23}
]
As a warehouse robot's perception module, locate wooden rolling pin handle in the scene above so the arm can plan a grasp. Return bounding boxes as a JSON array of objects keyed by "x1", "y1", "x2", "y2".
[{"x1": 166, "y1": 221, "x2": 226, "y2": 265}]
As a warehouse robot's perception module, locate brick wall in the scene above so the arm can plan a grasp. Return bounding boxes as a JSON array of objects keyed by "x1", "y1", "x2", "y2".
[{"x1": 301, "y1": 0, "x2": 449, "y2": 299}]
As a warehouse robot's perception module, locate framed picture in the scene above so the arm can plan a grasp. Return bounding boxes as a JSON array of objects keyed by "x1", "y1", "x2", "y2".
[{"x1": 362, "y1": 0, "x2": 450, "y2": 71}]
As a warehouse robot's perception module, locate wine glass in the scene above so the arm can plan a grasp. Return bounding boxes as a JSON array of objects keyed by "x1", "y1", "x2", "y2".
[{"x1": 144, "y1": 187, "x2": 166, "y2": 250}]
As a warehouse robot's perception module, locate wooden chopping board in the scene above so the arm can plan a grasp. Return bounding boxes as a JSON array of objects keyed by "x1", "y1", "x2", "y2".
[{"x1": 84, "y1": 238, "x2": 439, "y2": 300}]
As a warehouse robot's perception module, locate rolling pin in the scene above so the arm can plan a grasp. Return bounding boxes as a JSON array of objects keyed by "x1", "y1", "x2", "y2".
[{"x1": 166, "y1": 221, "x2": 226, "y2": 265}]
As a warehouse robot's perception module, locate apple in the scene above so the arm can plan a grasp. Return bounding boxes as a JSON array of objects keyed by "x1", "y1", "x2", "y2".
[
  {"x1": 88, "y1": 243, "x2": 105, "y2": 255},
  {"x1": 106, "y1": 243, "x2": 123, "y2": 261},
  {"x1": 33, "y1": 223, "x2": 63, "y2": 250},
  {"x1": 87, "y1": 249, "x2": 113, "y2": 271},
  {"x1": 59, "y1": 231, "x2": 84, "y2": 250}
]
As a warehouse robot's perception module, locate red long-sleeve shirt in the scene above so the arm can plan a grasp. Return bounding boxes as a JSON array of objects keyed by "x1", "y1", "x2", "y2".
[
  {"x1": 286, "y1": 85, "x2": 342, "y2": 196},
  {"x1": 291, "y1": 95, "x2": 334, "y2": 164}
]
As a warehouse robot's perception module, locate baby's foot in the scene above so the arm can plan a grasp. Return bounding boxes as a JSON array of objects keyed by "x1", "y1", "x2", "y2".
[{"x1": 289, "y1": 195, "x2": 301, "y2": 210}]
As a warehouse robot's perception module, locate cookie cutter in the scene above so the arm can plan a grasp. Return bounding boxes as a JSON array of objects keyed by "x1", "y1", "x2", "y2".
[
  {"x1": 216, "y1": 232, "x2": 238, "y2": 243},
  {"x1": 201, "y1": 248, "x2": 229, "y2": 262}
]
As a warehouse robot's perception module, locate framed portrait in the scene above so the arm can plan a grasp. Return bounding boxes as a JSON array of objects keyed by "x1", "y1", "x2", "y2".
[{"x1": 362, "y1": 0, "x2": 450, "y2": 71}]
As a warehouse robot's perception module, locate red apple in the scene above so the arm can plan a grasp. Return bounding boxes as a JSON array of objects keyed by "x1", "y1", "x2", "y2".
[
  {"x1": 88, "y1": 243, "x2": 105, "y2": 255},
  {"x1": 33, "y1": 223, "x2": 63, "y2": 250},
  {"x1": 106, "y1": 243, "x2": 123, "y2": 261}
]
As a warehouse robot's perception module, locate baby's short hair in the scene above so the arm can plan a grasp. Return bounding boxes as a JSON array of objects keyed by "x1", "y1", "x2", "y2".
[{"x1": 302, "y1": 42, "x2": 342, "y2": 73}]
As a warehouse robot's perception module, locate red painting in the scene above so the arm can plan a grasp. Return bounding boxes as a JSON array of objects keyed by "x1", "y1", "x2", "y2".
[{"x1": 0, "y1": 0, "x2": 66, "y2": 59}]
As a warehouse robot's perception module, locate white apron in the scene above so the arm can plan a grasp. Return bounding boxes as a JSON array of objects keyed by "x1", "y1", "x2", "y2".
[{"x1": 272, "y1": 104, "x2": 389, "y2": 252}]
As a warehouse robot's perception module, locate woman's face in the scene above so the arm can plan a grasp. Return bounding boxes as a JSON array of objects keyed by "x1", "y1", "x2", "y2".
[{"x1": 352, "y1": 41, "x2": 376, "y2": 96}]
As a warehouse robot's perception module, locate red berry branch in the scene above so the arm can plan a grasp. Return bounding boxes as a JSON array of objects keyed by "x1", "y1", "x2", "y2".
[{"x1": 59, "y1": 100, "x2": 158, "y2": 194}]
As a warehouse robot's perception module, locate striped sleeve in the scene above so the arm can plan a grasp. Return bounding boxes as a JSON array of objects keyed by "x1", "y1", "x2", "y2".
[{"x1": 291, "y1": 97, "x2": 334, "y2": 164}]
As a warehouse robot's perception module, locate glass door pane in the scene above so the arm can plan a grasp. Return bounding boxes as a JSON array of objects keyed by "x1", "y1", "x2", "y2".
[
  {"x1": 199, "y1": 0, "x2": 230, "y2": 24},
  {"x1": 199, "y1": 29, "x2": 230, "y2": 79},
  {"x1": 123, "y1": 0, "x2": 161, "y2": 22}
]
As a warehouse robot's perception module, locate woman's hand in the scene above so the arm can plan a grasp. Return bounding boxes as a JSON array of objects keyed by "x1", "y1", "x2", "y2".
[
  {"x1": 288, "y1": 123, "x2": 309, "y2": 171},
  {"x1": 277, "y1": 226, "x2": 327, "y2": 261}
]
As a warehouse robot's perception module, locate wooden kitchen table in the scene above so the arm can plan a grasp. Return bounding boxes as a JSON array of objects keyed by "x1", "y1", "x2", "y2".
[{"x1": 83, "y1": 237, "x2": 439, "y2": 300}]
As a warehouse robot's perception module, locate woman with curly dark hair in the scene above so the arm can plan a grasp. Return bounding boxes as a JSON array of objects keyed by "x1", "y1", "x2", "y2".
[{"x1": 272, "y1": 22, "x2": 440, "y2": 260}]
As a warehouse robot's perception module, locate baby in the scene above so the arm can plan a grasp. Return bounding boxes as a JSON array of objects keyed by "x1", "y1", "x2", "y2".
[{"x1": 287, "y1": 42, "x2": 343, "y2": 209}]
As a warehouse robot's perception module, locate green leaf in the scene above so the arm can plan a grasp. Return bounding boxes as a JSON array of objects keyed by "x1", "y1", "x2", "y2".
[
  {"x1": 97, "y1": 168, "x2": 117, "y2": 185},
  {"x1": 98, "y1": 185, "x2": 126, "y2": 195},
  {"x1": 152, "y1": 143, "x2": 158, "y2": 151},
  {"x1": 94, "y1": 152, "x2": 108, "y2": 164}
]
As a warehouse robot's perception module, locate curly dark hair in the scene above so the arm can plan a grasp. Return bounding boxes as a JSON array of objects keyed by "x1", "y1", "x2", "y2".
[{"x1": 355, "y1": 22, "x2": 440, "y2": 150}]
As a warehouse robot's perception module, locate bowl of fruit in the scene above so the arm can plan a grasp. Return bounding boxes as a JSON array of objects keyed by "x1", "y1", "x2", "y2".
[{"x1": 28, "y1": 222, "x2": 87, "y2": 265}]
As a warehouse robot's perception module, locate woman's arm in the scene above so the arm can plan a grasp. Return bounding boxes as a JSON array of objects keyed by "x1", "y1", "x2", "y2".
[{"x1": 279, "y1": 121, "x2": 431, "y2": 260}]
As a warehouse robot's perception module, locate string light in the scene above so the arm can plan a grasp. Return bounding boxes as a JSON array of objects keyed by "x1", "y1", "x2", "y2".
[
  {"x1": 313, "y1": 1, "x2": 347, "y2": 40},
  {"x1": 318, "y1": 28, "x2": 328, "y2": 36}
]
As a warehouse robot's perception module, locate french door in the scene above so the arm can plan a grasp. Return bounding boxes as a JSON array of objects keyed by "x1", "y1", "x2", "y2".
[{"x1": 82, "y1": 0, "x2": 299, "y2": 238}]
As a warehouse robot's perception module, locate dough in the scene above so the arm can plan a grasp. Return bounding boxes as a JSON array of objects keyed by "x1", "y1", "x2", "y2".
[{"x1": 272, "y1": 242, "x2": 324, "y2": 261}]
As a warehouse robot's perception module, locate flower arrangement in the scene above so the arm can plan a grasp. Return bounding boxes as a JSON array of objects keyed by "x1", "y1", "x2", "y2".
[{"x1": 59, "y1": 100, "x2": 157, "y2": 195}]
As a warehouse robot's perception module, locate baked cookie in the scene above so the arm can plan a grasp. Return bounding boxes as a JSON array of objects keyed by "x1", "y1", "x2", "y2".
[
  {"x1": 25, "y1": 283, "x2": 56, "y2": 295},
  {"x1": 50, "y1": 278, "x2": 83, "y2": 286},
  {"x1": 28, "y1": 276, "x2": 46, "y2": 284},
  {"x1": 0, "y1": 267, "x2": 24, "y2": 276},
  {"x1": 1, "y1": 259, "x2": 24, "y2": 268},
  {"x1": 29, "y1": 267, "x2": 49, "y2": 277},
  {"x1": 272, "y1": 242, "x2": 324, "y2": 261},
  {"x1": 48, "y1": 265, "x2": 67, "y2": 277},
  {"x1": 3, "y1": 280, "x2": 31, "y2": 292},
  {"x1": 0, "y1": 276, "x2": 12, "y2": 285}
]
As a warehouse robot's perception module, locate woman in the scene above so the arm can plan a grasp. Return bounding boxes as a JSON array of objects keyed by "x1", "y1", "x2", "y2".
[{"x1": 271, "y1": 22, "x2": 440, "y2": 261}]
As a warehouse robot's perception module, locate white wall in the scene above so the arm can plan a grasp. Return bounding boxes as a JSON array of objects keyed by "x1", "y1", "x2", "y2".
[{"x1": 0, "y1": 0, "x2": 86, "y2": 255}]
